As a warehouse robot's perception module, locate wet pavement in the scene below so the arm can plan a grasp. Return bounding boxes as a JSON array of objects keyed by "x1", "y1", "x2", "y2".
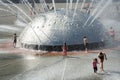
[
  {"x1": 0, "y1": 35, "x2": 120, "y2": 80},
  {"x1": 0, "y1": 53, "x2": 39, "y2": 80},
  {"x1": 0, "y1": 49, "x2": 120, "y2": 80}
]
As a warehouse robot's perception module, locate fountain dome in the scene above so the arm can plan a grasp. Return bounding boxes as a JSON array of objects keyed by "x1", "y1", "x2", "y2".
[{"x1": 18, "y1": 9, "x2": 109, "y2": 51}]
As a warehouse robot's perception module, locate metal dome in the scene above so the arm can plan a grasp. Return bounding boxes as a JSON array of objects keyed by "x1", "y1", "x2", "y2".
[{"x1": 18, "y1": 9, "x2": 109, "y2": 51}]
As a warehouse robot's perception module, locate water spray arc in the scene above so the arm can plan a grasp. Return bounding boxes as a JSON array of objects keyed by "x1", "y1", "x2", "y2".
[
  {"x1": 21, "y1": 0, "x2": 37, "y2": 16},
  {"x1": 82, "y1": 0, "x2": 105, "y2": 28},
  {"x1": 6, "y1": 0, "x2": 32, "y2": 21},
  {"x1": 39, "y1": 0, "x2": 49, "y2": 12},
  {"x1": 0, "y1": 0, "x2": 110, "y2": 51},
  {"x1": 52, "y1": 0, "x2": 56, "y2": 13},
  {"x1": 80, "y1": 0, "x2": 86, "y2": 11},
  {"x1": 69, "y1": 0, "x2": 73, "y2": 9},
  {"x1": 72, "y1": 0, "x2": 79, "y2": 22},
  {"x1": 89, "y1": 0, "x2": 112, "y2": 26}
]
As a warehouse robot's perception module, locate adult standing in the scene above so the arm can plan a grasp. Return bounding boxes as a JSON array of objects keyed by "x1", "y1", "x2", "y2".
[
  {"x1": 98, "y1": 52, "x2": 107, "y2": 72},
  {"x1": 13, "y1": 33, "x2": 17, "y2": 48},
  {"x1": 83, "y1": 36, "x2": 88, "y2": 53}
]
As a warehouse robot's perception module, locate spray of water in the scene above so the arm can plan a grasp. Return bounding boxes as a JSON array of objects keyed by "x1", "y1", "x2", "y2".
[
  {"x1": 32, "y1": 0, "x2": 40, "y2": 13},
  {"x1": 18, "y1": 12, "x2": 52, "y2": 46},
  {"x1": 66, "y1": 0, "x2": 69, "y2": 15},
  {"x1": 15, "y1": 0, "x2": 34, "y2": 23},
  {"x1": 69, "y1": 0, "x2": 73, "y2": 9},
  {"x1": 4, "y1": 0, "x2": 47, "y2": 45},
  {"x1": 38, "y1": 0, "x2": 46, "y2": 12},
  {"x1": 0, "y1": 8, "x2": 15, "y2": 15},
  {"x1": 89, "y1": 0, "x2": 112, "y2": 26},
  {"x1": 0, "y1": 25, "x2": 22, "y2": 32},
  {"x1": 21, "y1": 25, "x2": 43, "y2": 44},
  {"x1": 0, "y1": 0, "x2": 28, "y2": 23},
  {"x1": 16, "y1": 14, "x2": 29, "y2": 23},
  {"x1": 6, "y1": 0, "x2": 32, "y2": 21},
  {"x1": 24, "y1": 0, "x2": 39, "y2": 16},
  {"x1": 21, "y1": 0, "x2": 33, "y2": 14},
  {"x1": 80, "y1": 0, "x2": 86, "y2": 11},
  {"x1": 52, "y1": 0, "x2": 56, "y2": 13},
  {"x1": 39, "y1": 0, "x2": 49, "y2": 12},
  {"x1": 0, "y1": 1, "x2": 17, "y2": 15},
  {"x1": 72, "y1": 0, "x2": 79, "y2": 22},
  {"x1": 86, "y1": 0, "x2": 95, "y2": 13},
  {"x1": 82, "y1": 0, "x2": 105, "y2": 28}
]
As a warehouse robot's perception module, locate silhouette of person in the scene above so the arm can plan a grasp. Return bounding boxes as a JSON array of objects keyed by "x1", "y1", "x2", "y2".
[
  {"x1": 83, "y1": 36, "x2": 88, "y2": 53},
  {"x1": 13, "y1": 33, "x2": 17, "y2": 48},
  {"x1": 109, "y1": 27, "x2": 115, "y2": 40},
  {"x1": 98, "y1": 52, "x2": 107, "y2": 72},
  {"x1": 62, "y1": 42, "x2": 68, "y2": 56}
]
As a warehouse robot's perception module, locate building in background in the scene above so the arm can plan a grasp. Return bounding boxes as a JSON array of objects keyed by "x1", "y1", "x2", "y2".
[{"x1": 2, "y1": 0, "x2": 120, "y2": 3}]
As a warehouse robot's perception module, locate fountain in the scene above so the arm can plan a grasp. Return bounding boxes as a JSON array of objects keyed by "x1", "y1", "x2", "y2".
[
  {"x1": 18, "y1": 8, "x2": 109, "y2": 51},
  {"x1": 0, "y1": 0, "x2": 113, "y2": 51},
  {"x1": 11, "y1": 0, "x2": 112, "y2": 51},
  {"x1": 1, "y1": 1, "x2": 120, "y2": 80}
]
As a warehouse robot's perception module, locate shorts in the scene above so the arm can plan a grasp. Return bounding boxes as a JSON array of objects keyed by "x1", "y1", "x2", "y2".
[
  {"x1": 84, "y1": 43, "x2": 88, "y2": 49},
  {"x1": 111, "y1": 35, "x2": 115, "y2": 38},
  {"x1": 14, "y1": 39, "x2": 17, "y2": 43},
  {"x1": 93, "y1": 67, "x2": 98, "y2": 73}
]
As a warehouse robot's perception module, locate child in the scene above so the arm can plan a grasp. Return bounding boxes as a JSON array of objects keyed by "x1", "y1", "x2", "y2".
[
  {"x1": 62, "y1": 42, "x2": 67, "y2": 56},
  {"x1": 109, "y1": 27, "x2": 115, "y2": 40},
  {"x1": 92, "y1": 58, "x2": 98, "y2": 73}
]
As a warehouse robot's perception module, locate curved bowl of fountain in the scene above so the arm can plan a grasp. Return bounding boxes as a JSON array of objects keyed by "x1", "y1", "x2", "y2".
[{"x1": 18, "y1": 9, "x2": 110, "y2": 51}]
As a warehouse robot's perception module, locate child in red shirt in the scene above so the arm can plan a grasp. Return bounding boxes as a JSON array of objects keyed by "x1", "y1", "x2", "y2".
[{"x1": 92, "y1": 58, "x2": 98, "y2": 73}]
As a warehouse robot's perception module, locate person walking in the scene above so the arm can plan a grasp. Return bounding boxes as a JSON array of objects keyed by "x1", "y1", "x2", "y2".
[
  {"x1": 98, "y1": 52, "x2": 107, "y2": 72},
  {"x1": 92, "y1": 58, "x2": 98, "y2": 73}
]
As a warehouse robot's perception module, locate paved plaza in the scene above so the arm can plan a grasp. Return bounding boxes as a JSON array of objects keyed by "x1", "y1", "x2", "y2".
[{"x1": 0, "y1": 41, "x2": 120, "y2": 80}]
